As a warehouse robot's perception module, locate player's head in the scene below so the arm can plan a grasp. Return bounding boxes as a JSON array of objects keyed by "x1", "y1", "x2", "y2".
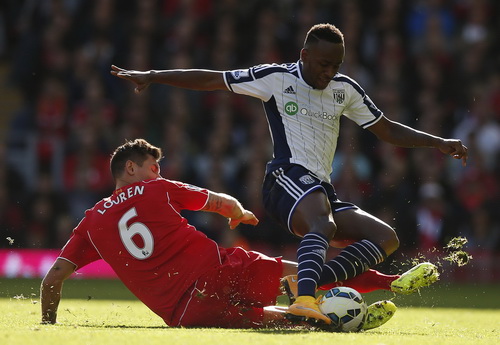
[
  {"x1": 301, "y1": 23, "x2": 345, "y2": 90},
  {"x1": 110, "y1": 139, "x2": 162, "y2": 184}
]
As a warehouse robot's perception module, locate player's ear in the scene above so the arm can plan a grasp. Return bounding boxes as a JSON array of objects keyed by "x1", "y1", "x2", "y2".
[
  {"x1": 300, "y1": 48, "x2": 308, "y2": 62},
  {"x1": 124, "y1": 160, "x2": 136, "y2": 175}
]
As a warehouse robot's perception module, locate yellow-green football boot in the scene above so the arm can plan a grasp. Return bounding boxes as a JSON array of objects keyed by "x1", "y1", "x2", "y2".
[
  {"x1": 362, "y1": 300, "x2": 397, "y2": 330},
  {"x1": 391, "y1": 262, "x2": 440, "y2": 295}
]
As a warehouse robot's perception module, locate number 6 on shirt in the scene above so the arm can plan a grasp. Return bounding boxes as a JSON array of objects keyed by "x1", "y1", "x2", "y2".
[{"x1": 119, "y1": 207, "x2": 154, "y2": 259}]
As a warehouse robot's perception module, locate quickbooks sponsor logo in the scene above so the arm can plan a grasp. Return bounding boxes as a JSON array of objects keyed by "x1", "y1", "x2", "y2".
[
  {"x1": 285, "y1": 101, "x2": 336, "y2": 120},
  {"x1": 285, "y1": 101, "x2": 298, "y2": 115},
  {"x1": 300, "y1": 108, "x2": 336, "y2": 120}
]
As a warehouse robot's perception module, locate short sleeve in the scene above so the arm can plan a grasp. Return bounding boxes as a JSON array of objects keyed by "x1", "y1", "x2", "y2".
[
  {"x1": 165, "y1": 180, "x2": 209, "y2": 211},
  {"x1": 338, "y1": 77, "x2": 383, "y2": 129},
  {"x1": 223, "y1": 65, "x2": 279, "y2": 101},
  {"x1": 59, "y1": 224, "x2": 100, "y2": 270}
]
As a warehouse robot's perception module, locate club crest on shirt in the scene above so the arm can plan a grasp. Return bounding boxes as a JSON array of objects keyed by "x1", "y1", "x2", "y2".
[
  {"x1": 299, "y1": 174, "x2": 316, "y2": 185},
  {"x1": 231, "y1": 70, "x2": 249, "y2": 80},
  {"x1": 332, "y1": 89, "x2": 345, "y2": 104}
]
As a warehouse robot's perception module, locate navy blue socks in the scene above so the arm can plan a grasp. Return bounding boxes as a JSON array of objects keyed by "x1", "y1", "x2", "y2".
[{"x1": 296, "y1": 232, "x2": 329, "y2": 297}]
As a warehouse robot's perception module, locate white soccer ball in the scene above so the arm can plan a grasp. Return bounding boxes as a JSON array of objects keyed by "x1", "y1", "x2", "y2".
[{"x1": 319, "y1": 287, "x2": 367, "y2": 332}]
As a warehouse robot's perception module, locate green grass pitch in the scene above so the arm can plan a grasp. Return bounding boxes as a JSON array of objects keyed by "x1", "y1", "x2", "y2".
[{"x1": 1, "y1": 278, "x2": 499, "y2": 345}]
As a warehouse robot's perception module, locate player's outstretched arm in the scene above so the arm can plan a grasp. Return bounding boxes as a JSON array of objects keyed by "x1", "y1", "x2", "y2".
[
  {"x1": 40, "y1": 259, "x2": 76, "y2": 324},
  {"x1": 201, "y1": 191, "x2": 259, "y2": 229},
  {"x1": 110, "y1": 65, "x2": 227, "y2": 93},
  {"x1": 368, "y1": 116, "x2": 468, "y2": 166}
]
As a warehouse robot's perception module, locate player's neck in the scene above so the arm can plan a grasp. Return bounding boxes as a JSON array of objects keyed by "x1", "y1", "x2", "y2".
[{"x1": 115, "y1": 177, "x2": 140, "y2": 190}]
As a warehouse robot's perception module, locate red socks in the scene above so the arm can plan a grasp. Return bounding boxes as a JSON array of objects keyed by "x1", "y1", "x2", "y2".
[{"x1": 318, "y1": 269, "x2": 400, "y2": 293}]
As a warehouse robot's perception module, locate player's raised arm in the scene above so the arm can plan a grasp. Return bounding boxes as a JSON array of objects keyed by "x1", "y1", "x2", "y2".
[
  {"x1": 110, "y1": 65, "x2": 227, "y2": 93},
  {"x1": 201, "y1": 191, "x2": 259, "y2": 229},
  {"x1": 40, "y1": 259, "x2": 76, "y2": 324}
]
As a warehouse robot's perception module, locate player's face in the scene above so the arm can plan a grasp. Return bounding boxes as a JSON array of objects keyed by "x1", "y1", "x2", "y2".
[
  {"x1": 134, "y1": 155, "x2": 161, "y2": 181},
  {"x1": 301, "y1": 40, "x2": 344, "y2": 90}
]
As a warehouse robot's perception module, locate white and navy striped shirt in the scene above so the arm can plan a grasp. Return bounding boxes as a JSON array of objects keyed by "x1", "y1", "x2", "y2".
[{"x1": 223, "y1": 61, "x2": 383, "y2": 182}]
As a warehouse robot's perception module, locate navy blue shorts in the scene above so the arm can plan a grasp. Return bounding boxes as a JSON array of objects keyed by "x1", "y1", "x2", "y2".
[{"x1": 262, "y1": 164, "x2": 358, "y2": 236}]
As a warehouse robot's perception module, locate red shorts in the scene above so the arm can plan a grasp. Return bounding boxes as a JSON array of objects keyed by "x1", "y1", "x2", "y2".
[{"x1": 170, "y1": 247, "x2": 283, "y2": 328}]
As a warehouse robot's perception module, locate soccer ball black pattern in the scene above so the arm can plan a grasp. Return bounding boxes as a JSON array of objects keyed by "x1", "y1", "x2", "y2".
[{"x1": 319, "y1": 287, "x2": 367, "y2": 332}]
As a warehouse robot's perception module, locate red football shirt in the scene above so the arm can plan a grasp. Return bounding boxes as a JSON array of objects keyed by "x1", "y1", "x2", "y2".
[{"x1": 59, "y1": 178, "x2": 223, "y2": 323}]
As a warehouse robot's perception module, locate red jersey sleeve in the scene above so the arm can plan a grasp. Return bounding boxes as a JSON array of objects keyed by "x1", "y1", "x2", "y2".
[
  {"x1": 59, "y1": 221, "x2": 101, "y2": 270},
  {"x1": 164, "y1": 180, "x2": 209, "y2": 211}
]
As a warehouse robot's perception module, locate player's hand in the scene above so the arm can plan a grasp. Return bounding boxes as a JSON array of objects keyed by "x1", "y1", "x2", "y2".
[
  {"x1": 110, "y1": 65, "x2": 151, "y2": 93},
  {"x1": 228, "y1": 210, "x2": 259, "y2": 229},
  {"x1": 41, "y1": 311, "x2": 57, "y2": 325},
  {"x1": 41, "y1": 320, "x2": 58, "y2": 325},
  {"x1": 437, "y1": 138, "x2": 468, "y2": 166}
]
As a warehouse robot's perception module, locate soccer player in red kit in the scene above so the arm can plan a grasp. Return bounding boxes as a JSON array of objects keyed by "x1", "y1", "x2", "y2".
[{"x1": 41, "y1": 138, "x2": 291, "y2": 328}]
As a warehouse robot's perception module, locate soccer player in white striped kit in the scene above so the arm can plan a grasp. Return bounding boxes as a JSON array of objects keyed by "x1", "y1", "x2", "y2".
[{"x1": 111, "y1": 23, "x2": 467, "y2": 326}]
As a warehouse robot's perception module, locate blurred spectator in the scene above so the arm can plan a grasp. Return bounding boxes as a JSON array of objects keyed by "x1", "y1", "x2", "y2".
[
  {"x1": 63, "y1": 127, "x2": 114, "y2": 221},
  {"x1": 414, "y1": 182, "x2": 455, "y2": 252},
  {"x1": 463, "y1": 202, "x2": 500, "y2": 253},
  {"x1": 0, "y1": 143, "x2": 26, "y2": 248},
  {"x1": 24, "y1": 171, "x2": 68, "y2": 248},
  {"x1": 69, "y1": 74, "x2": 118, "y2": 151},
  {"x1": 34, "y1": 76, "x2": 68, "y2": 165},
  {"x1": 406, "y1": 0, "x2": 456, "y2": 56}
]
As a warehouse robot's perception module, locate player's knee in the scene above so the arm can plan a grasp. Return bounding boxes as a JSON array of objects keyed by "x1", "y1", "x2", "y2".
[
  {"x1": 381, "y1": 228, "x2": 399, "y2": 256},
  {"x1": 291, "y1": 213, "x2": 336, "y2": 240},
  {"x1": 314, "y1": 217, "x2": 336, "y2": 240},
  {"x1": 306, "y1": 215, "x2": 337, "y2": 240}
]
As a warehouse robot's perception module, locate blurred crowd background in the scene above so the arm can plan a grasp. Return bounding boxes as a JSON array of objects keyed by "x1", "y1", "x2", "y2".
[{"x1": 1, "y1": 0, "x2": 499, "y2": 275}]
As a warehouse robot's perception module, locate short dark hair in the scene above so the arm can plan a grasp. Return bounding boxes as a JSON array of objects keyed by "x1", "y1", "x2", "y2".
[
  {"x1": 304, "y1": 23, "x2": 344, "y2": 48},
  {"x1": 110, "y1": 139, "x2": 162, "y2": 179}
]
